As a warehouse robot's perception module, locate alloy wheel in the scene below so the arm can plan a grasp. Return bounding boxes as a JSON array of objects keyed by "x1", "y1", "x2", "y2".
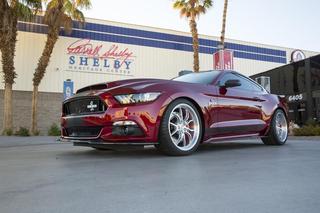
[
  {"x1": 168, "y1": 103, "x2": 200, "y2": 151},
  {"x1": 275, "y1": 111, "x2": 288, "y2": 142}
]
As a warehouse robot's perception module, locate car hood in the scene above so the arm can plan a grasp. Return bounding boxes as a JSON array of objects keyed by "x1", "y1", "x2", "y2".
[{"x1": 73, "y1": 78, "x2": 174, "y2": 98}]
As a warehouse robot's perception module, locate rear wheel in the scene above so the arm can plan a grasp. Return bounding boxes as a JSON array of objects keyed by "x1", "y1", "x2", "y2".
[
  {"x1": 262, "y1": 109, "x2": 288, "y2": 145},
  {"x1": 158, "y1": 99, "x2": 203, "y2": 156}
]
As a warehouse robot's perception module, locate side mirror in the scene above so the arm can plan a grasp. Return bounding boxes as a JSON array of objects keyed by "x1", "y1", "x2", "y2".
[{"x1": 224, "y1": 79, "x2": 241, "y2": 88}]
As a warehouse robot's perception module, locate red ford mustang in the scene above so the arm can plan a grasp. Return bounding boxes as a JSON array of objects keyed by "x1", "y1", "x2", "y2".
[{"x1": 61, "y1": 70, "x2": 289, "y2": 155}]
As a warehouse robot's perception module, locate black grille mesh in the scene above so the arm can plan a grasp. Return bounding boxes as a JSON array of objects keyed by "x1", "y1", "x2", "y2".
[
  {"x1": 63, "y1": 97, "x2": 106, "y2": 116},
  {"x1": 66, "y1": 126, "x2": 102, "y2": 137}
]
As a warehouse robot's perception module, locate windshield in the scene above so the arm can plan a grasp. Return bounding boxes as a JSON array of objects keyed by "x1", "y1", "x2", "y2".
[{"x1": 172, "y1": 71, "x2": 221, "y2": 84}]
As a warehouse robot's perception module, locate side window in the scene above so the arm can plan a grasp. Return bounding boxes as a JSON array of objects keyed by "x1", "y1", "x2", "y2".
[
  {"x1": 236, "y1": 74, "x2": 264, "y2": 93},
  {"x1": 219, "y1": 73, "x2": 238, "y2": 87},
  {"x1": 219, "y1": 73, "x2": 263, "y2": 93}
]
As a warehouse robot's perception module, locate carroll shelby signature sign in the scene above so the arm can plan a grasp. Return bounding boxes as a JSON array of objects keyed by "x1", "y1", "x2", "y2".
[{"x1": 66, "y1": 39, "x2": 135, "y2": 75}]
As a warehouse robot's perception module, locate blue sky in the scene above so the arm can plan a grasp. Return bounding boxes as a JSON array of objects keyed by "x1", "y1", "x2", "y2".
[{"x1": 84, "y1": 0, "x2": 320, "y2": 52}]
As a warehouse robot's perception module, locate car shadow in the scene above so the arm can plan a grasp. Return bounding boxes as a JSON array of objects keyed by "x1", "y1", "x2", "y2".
[
  {"x1": 197, "y1": 141, "x2": 265, "y2": 153},
  {"x1": 58, "y1": 146, "x2": 163, "y2": 159},
  {"x1": 58, "y1": 140, "x2": 266, "y2": 159}
]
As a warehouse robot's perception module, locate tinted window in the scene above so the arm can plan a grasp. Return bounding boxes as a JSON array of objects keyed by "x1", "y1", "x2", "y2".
[
  {"x1": 219, "y1": 73, "x2": 263, "y2": 92},
  {"x1": 173, "y1": 71, "x2": 220, "y2": 84}
]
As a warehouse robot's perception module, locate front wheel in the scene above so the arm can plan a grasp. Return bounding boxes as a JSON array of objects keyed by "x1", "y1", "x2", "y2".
[
  {"x1": 262, "y1": 109, "x2": 288, "y2": 145},
  {"x1": 158, "y1": 99, "x2": 203, "y2": 156}
]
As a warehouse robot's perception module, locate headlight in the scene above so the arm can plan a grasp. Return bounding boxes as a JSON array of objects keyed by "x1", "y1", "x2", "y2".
[{"x1": 114, "y1": 92, "x2": 161, "y2": 104}]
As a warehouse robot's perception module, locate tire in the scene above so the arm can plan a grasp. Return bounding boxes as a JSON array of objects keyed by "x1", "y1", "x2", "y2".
[
  {"x1": 158, "y1": 99, "x2": 203, "y2": 156},
  {"x1": 262, "y1": 109, "x2": 288, "y2": 145}
]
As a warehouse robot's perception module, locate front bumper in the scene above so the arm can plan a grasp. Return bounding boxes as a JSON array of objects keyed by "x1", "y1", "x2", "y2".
[{"x1": 61, "y1": 93, "x2": 172, "y2": 144}]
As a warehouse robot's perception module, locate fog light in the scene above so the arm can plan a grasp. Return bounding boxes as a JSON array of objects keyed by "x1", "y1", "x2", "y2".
[
  {"x1": 113, "y1": 121, "x2": 137, "y2": 126},
  {"x1": 112, "y1": 121, "x2": 143, "y2": 136}
]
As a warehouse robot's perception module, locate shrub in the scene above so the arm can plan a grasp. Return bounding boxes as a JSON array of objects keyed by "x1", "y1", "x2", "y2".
[
  {"x1": 293, "y1": 125, "x2": 320, "y2": 136},
  {"x1": 48, "y1": 123, "x2": 61, "y2": 136},
  {"x1": 14, "y1": 127, "x2": 30, "y2": 136},
  {"x1": 2, "y1": 129, "x2": 13, "y2": 136},
  {"x1": 305, "y1": 119, "x2": 318, "y2": 127}
]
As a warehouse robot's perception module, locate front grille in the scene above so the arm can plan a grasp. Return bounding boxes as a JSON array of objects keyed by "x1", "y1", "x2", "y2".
[
  {"x1": 66, "y1": 126, "x2": 102, "y2": 137},
  {"x1": 63, "y1": 97, "x2": 106, "y2": 116}
]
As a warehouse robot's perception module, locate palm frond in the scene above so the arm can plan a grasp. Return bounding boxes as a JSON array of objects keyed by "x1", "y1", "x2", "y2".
[
  {"x1": 173, "y1": 0, "x2": 212, "y2": 19},
  {"x1": 72, "y1": 9, "x2": 85, "y2": 23},
  {"x1": 63, "y1": 0, "x2": 73, "y2": 15},
  {"x1": 196, "y1": 5, "x2": 206, "y2": 15},
  {"x1": 75, "y1": 0, "x2": 91, "y2": 9},
  {"x1": 173, "y1": 0, "x2": 186, "y2": 9},
  {"x1": 13, "y1": 0, "x2": 42, "y2": 20},
  {"x1": 203, "y1": 0, "x2": 213, "y2": 8},
  {"x1": 17, "y1": 0, "x2": 42, "y2": 15},
  {"x1": 21, "y1": 0, "x2": 42, "y2": 9},
  {"x1": 15, "y1": 2, "x2": 34, "y2": 21},
  {"x1": 46, "y1": 0, "x2": 59, "y2": 10}
]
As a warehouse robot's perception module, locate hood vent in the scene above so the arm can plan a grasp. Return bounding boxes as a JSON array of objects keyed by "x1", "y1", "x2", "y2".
[{"x1": 76, "y1": 83, "x2": 108, "y2": 94}]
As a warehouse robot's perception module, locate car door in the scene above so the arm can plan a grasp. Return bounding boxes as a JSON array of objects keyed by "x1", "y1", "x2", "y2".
[{"x1": 215, "y1": 72, "x2": 267, "y2": 136}]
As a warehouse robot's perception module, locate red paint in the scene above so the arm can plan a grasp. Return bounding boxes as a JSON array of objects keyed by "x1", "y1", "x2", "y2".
[
  {"x1": 61, "y1": 71, "x2": 288, "y2": 144},
  {"x1": 67, "y1": 39, "x2": 102, "y2": 57},
  {"x1": 67, "y1": 39, "x2": 134, "y2": 63}
]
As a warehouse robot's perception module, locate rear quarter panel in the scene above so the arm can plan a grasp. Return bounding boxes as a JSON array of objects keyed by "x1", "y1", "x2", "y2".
[{"x1": 260, "y1": 94, "x2": 289, "y2": 135}]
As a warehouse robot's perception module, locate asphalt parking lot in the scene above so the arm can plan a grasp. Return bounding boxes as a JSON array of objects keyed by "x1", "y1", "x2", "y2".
[{"x1": 0, "y1": 137, "x2": 319, "y2": 213}]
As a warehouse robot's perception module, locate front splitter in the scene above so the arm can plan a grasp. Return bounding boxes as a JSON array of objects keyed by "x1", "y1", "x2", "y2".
[{"x1": 60, "y1": 137, "x2": 158, "y2": 150}]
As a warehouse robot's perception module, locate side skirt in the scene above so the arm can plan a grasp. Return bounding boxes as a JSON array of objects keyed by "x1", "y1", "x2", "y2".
[{"x1": 203, "y1": 133, "x2": 261, "y2": 143}]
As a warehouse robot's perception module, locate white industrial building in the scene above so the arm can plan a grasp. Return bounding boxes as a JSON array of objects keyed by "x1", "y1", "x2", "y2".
[{"x1": 0, "y1": 16, "x2": 318, "y2": 133}]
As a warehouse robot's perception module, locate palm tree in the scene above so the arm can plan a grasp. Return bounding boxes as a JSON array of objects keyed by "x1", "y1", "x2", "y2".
[
  {"x1": 31, "y1": 0, "x2": 91, "y2": 134},
  {"x1": 173, "y1": 0, "x2": 213, "y2": 72},
  {"x1": 0, "y1": 0, "x2": 41, "y2": 134},
  {"x1": 219, "y1": 0, "x2": 228, "y2": 49}
]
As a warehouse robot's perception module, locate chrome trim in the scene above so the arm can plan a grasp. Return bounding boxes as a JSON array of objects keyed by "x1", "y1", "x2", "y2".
[{"x1": 113, "y1": 121, "x2": 137, "y2": 126}]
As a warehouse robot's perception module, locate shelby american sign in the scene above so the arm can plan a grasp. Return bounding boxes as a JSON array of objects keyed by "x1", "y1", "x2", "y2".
[{"x1": 66, "y1": 39, "x2": 135, "y2": 75}]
